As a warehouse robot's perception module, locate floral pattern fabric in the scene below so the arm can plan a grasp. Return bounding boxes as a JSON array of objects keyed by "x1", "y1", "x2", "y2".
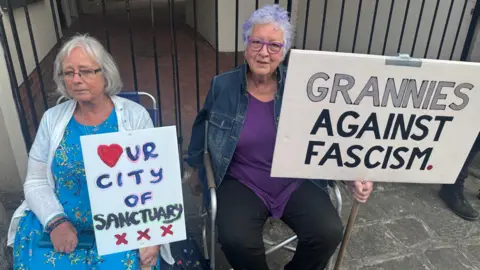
[{"x1": 13, "y1": 110, "x2": 148, "y2": 270}]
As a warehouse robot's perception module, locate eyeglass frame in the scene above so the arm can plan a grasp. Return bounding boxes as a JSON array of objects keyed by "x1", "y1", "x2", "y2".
[
  {"x1": 247, "y1": 38, "x2": 284, "y2": 54},
  {"x1": 60, "y1": 68, "x2": 102, "y2": 80}
]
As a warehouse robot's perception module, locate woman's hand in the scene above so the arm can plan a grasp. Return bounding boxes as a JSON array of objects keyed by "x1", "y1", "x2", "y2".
[
  {"x1": 49, "y1": 220, "x2": 78, "y2": 253},
  {"x1": 140, "y1": 245, "x2": 160, "y2": 267},
  {"x1": 347, "y1": 180, "x2": 374, "y2": 203}
]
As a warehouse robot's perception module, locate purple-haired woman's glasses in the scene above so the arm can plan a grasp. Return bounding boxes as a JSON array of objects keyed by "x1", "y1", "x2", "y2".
[{"x1": 248, "y1": 38, "x2": 284, "y2": 54}]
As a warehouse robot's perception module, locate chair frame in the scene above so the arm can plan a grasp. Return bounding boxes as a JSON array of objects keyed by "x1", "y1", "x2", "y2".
[
  {"x1": 200, "y1": 122, "x2": 344, "y2": 270},
  {"x1": 56, "y1": 91, "x2": 159, "y2": 126}
]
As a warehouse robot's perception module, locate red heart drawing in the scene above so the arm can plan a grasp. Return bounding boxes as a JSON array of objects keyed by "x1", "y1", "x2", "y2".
[{"x1": 97, "y1": 144, "x2": 123, "y2": 168}]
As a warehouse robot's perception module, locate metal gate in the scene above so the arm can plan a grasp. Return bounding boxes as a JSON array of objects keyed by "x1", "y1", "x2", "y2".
[{"x1": 0, "y1": 0, "x2": 479, "y2": 152}]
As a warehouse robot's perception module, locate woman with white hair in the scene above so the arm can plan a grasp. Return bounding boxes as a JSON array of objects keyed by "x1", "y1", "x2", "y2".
[
  {"x1": 186, "y1": 5, "x2": 374, "y2": 269},
  {"x1": 8, "y1": 34, "x2": 174, "y2": 269}
]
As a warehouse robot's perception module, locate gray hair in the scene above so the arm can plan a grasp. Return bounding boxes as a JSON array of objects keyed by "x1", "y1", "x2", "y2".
[
  {"x1": 53, "y1": 34, "x2": 123, "y2": 98},
  {"x1": 242, "y1": 4, "x2": 294, "y2": 59}
]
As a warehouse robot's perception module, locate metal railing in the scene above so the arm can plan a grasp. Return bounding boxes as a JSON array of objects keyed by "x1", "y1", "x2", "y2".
[{"x1": 0, "y1": 0, "x2": 478, "y2": 152}]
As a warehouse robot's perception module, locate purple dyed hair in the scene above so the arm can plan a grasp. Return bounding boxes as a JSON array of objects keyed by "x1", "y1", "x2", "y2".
[{"x1": 242, "y1": 4, "x2": 293, "y2": 58}]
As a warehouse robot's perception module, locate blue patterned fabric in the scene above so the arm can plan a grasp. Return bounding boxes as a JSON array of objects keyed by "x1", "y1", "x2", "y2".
[{"x1": 13, "y1": 110, "x2": 153, "y2": 270}]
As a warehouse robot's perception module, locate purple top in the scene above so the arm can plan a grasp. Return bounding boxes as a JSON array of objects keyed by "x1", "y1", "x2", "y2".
[{"x1": 227, "y1": 94, "x2": 304, "y2": 218}]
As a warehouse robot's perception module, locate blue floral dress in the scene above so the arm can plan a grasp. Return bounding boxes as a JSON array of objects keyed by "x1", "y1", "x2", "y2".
[{"x1": 13, "y1": 110, "x2": 148, "y2": 270}]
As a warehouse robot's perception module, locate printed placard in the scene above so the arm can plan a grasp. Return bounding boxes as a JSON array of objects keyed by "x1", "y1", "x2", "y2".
[
  {"x1": 80, "y1": 126, "x2": 186, "y2": 256},
  {"x1": 271, "y1": 50, "x2": 480, "y2": 184}
]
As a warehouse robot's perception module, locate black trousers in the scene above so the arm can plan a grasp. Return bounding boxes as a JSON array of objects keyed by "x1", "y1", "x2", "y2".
[
  {"x1": 444, "y1": 134, "x2": 480, "y2": 190},
  {"x1": 216, "y1": 177, "x2": 343, "y2": 270}
]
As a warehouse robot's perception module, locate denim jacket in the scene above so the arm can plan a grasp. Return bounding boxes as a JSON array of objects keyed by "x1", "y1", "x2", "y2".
[{"x1": 186, "y1": 63, "x2": 328, "y2": 190}]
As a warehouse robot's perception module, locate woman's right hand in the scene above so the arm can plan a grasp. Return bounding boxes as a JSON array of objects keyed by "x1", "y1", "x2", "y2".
[{"x1": 49, "y1": 219, "x2": 78, "y2": 254}]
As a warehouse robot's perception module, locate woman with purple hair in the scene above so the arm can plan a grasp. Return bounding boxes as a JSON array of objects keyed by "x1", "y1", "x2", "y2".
[{"x1": 186, "y1": 4, "x2": 373, "y2": 270}]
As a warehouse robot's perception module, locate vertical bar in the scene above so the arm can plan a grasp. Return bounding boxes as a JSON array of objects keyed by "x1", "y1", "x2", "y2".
[
  {"x1": 215, "y1": 0, "x2": 219, "y2": 75},
  {"x1": 0, "y1": 14, "x2": 31, "y2": 149},
  {"x1": 255, "y1": 0, "x2": 259, "y2": 10},
  {"x1": 168, "y1": 0, "x2": 184, "y2": 169},
  {"x1": 194, "y1": 0, "x2": 201, "y2": 113},
  {"x1": 450, "y1": 0, "x2": 468, "y2": 60},
  {"x1": 150, "y1": 0, "x2": 163, "y2": 126},
  {"x1": 126, "y1": 0, "x2": 138, "y2": 91},
  {"x1": 101, "y1": 0, "x2": 111, "y2": 52},
  {"x1": 382, "y1": 0, "x2": 396, "y2": 55},
  {"x1": 234, "y1": 0, "x2": 239, "y2": 67},
  {"x1": 397, "y1": 0, "x2": 411, "y2": 53},
  {"x1": 48, "y1": 0, "x2": 61, "y2": 71},
  {"x1": 411, "y1": 0, "x2": 426, "y2": 56},
  {"x1": 48, "y1": 0, "x2": 61, "y2": 43},
  {"x1": 335, "y1": 0, "x2": 346, "y2": 52},
  {"x1": 367, "y1": 0, "x2": 380, "y2": 54},
  {"x1": 352, "y1": 0, "x2": 363, "y2": 53},
  {"x1": 302, "y1": 0, "x2": 311, "y2": 50},
  {"x1": 24, "y1": 5, "x2": 48, "y2": 111},
  {"x1": 284, "y1": 0, "x2": 294, "y2": 64},
  {"x1": 6, "y1": 0, "x2": 39, "y2": 128},
  {"x1": 287, "y1": 0, "x2": 293, "y2": 14},
  {"x1": 461, "y1": 0, "x2": 480, "y2": 61},
  {"x1": 437, "y1": 0, "x2": 455, "y2": 59},
  {"x1": 424, "y1": 0, "x2": 441, "y2": 59},
  {"x1": 319, "y1": 0, "x2": 328, "y2": 50}
]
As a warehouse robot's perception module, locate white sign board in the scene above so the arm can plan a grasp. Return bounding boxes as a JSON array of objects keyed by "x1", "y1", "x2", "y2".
[
  {"x1": 272, "y1": 50, "x2": 480, "y2": 184},
  {"x1": 81, "y1": 126, "x2": 186, "y2": 256}
]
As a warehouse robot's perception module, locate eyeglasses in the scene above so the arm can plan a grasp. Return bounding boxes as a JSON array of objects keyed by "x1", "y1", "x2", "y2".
[
  {"x1": 248, "y1": 38, "x2": 284, "y2": 54},
  {"x1": 61, "y1": 68, "x2": 102, "y2": 80}
]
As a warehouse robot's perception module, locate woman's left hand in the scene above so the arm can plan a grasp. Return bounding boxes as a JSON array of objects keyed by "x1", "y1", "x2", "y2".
[
  {"x1": 347, "y1": 180, "x2": 374, "y2": 203},
  {"x1": 139, "y1": 245, "x2": 160, "y2": 267}
]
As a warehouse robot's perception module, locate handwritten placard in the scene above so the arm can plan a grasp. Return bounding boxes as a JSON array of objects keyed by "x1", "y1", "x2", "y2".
[
  {"x1": 80, "y1": 126, "x2": 186, "y2": 256},
  {"x1": 272, "y1": 50, "x2": 480, "y2": 184}
]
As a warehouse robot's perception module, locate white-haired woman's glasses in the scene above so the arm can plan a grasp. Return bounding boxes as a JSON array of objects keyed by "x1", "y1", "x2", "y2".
[
  {"x1": 61, "y1": 68, "x2": 102, "y2": 80},
  {"x1": 248, "y1": 38, "x2": 284, "y2": 54}
]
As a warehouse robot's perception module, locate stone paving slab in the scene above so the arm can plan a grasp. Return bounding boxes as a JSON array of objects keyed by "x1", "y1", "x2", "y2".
[
  {"x1": 358, "y1": 254, "x2": 429, "y2": 270},
  {"x1": 2, "y1": 173, "x2": 480, "y2": 270},
  {"x1": 425, "y1": 247, "x2": 476, "y2": 270},
  {"x1": 337, "y1": 177, "x2": 480, "y2": 270},
  {"x1": 185, "y1": 174, "x2": 480, "y2": 270},
  {"x1": 384, "y1": 217, "x2": 431, "y2": 247}
]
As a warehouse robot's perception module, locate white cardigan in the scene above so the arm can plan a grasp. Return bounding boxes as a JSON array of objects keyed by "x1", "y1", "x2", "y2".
[{"x1": 7, "y1": 95, "x2": 174, "y2": 264}]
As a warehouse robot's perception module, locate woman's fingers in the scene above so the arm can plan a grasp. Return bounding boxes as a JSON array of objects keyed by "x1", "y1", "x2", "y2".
[
  {"x1": 67, "y1": 241, "x2": 76, "y2": 253},
  {"x1": 349, "y1": 180, "x2": 373, "y2": 203},
  {"x1": 353, "y1": 192, "x2": 367, "y2": 201},
  {"x1": 147, "y1": 253, "x2": 158, "y2": 265},
  {"x1": 354, "y1": 194, "x2": 368, "y2": 202},
  {"x1": 139, "y1": 250, "x2": 148, "y2": 262},
  {"x1": 53, "y1": 243, "x2": 60, "y2": 253},
  {"x1": 141, "y1": 249, "x2": 159, "y2": 266},
  {"x1": 363, "y1": 181, "x2": 373, "y2": 191},
  {"x1": 141, "y1": 258, "x2": 154, "y2": 266},
  {"x1": 55, "y1": 234, "x2": 78, "y2": 254}
]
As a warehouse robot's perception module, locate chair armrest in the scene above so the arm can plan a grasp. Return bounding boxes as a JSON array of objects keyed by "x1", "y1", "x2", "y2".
[{"x1": 203, "y1": 152, "x2": 217, "y2": 190}]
